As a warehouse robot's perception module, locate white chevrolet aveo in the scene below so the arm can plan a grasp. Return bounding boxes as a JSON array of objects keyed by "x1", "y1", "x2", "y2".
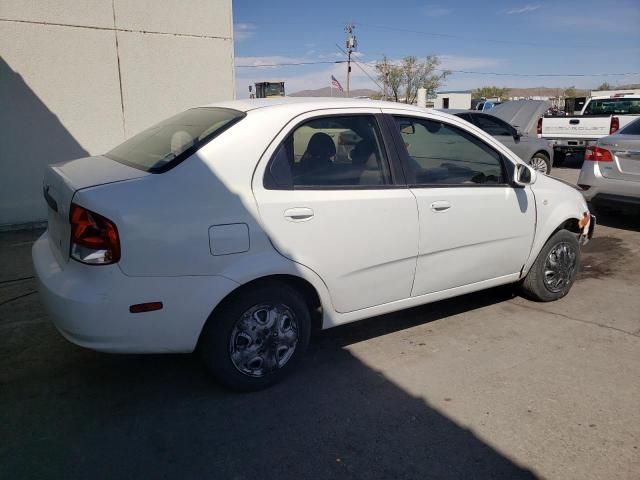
[{"x1": 33, "y1": 98, "x2": 594, "y2": 390}]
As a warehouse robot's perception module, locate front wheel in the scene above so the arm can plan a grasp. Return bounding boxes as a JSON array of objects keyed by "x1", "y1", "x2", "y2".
[
  {"x1": 520, "y1": 229, "x2": 580, "y2": 302},
  {"x1": 529, "y1": 153, "x2": 551, "y2": 175},
  {"x1": 200, "y1": 282, "x2": 311, "y2": 391}
]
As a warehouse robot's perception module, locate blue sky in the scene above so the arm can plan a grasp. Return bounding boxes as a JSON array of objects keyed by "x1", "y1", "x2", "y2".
[{"x1": 233, "y1": 0, "x2": 640, "y2": 97}]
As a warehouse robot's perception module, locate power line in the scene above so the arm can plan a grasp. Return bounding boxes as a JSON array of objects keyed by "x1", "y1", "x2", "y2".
[
  {"x1": 235, "y1": 60, "x2": 640, "y2": 78},
  {"x1": 335, "y1": 44, "x2": 383, "y2": 91},
  {"x1": 341, "y1": 22, "x2": 630, "y2": 51},
  {"x1": 236, "y1": 60, "x2": 346, "y2": 68},
  {"x1": 233, "y1": 19, "x2": 639, "y2": 51},
  {"x1": 436, "y1": 69, "x2": 640, "y2": 77}
]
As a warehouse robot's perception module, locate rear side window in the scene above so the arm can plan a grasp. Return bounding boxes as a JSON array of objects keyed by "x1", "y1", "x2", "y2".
[
  {"x1": 472, "y1": 114, "x2": 514, "y2": 136},
  {"x1": 620, "y1": 118, "x2": 640, "y2": 135},
  {"x1": 105, "y1": 107, "x2": 245, "y2": 173},
  {"x1": 583, "y1": 98, "x2": 640, "y2": 116},
  {"x1": 265, "y1": 115, "x2": 392, "y2": 189}
]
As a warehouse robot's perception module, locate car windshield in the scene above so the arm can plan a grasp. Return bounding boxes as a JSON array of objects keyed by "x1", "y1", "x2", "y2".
[{"x1": 105, "y1": 107, "x2": 245, "y2": 172}]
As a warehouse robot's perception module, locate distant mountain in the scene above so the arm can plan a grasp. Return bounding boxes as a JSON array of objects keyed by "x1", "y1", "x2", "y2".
[
  {"x1": 289, "y1": 87, "x2": 379, "y2": 98},
  {"x1": 506, "y1": 87, "x2": 590, "y2": 98}
]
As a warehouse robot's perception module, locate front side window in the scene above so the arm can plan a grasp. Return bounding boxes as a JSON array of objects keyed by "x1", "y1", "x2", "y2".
[
  {"x1": 583, "y1": 98, "x2": 640, "y2": 116},
  {"x1": 394, "y1": 116, "x2": 505, "y2": 185},
  {"x1": 106, "y1": 107, "x2": 245, "y2": 172},
  {"x1": 265, "y1": 115, "x2": 392, "y2": 188},
  {"x1": 472, "y1": 114, "x2": 514, "y2": 137}
]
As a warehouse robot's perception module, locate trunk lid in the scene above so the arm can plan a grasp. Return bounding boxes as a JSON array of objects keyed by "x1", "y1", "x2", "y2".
[
  {"x1": 599, "y1": 135, "x2": 640, "y2": 182},
  {"x1": 43, "y1": 156, "x2": 148, "y2": 265}
]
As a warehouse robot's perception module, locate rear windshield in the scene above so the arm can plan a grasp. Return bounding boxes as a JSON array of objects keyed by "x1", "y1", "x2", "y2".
[
  {"x1": 620, "y1": 117, "x2": 640, "y2": 135},
  {"x1": 583, "y1": 98, "x2": 640, "y2": 116},
  {"x1": 105, "y1": 107, "x2": 245, "y2": 172}
]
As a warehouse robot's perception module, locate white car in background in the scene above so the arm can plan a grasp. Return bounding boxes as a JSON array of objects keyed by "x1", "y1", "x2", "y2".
[
  {"x1": 33, "y1": 99, "x2": 594, "y2": 390},
  {"x1": 578, "y1": 117, "x2": 640, "y2": 213}
]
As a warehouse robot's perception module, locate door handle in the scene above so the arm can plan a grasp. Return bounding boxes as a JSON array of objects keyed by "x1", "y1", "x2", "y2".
[
  {"x1": 430, "y1": 201, "x2": 451, "y2": 213},
  {"x1": 284, "y1": 207, "x2": 314, "y2": 222}
]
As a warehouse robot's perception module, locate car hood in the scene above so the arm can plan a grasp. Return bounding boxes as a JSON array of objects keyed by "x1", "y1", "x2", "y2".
[{"x1": 489, "y1": 100, "x2": 551, "y2": 136}]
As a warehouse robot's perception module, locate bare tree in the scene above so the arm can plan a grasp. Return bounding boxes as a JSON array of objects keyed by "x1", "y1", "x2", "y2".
[
  {"x1": 375, "y1": 55, "x2": 450, "y2": 104},
  {"x1": 375, "y1": 56, "x2": 403, "y2": 102}
]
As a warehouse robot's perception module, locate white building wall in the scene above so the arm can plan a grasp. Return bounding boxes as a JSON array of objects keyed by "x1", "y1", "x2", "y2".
[
  {"x1": 0, "y1": 0, "x2": 234, "y2": 226},
  {"x1": 433, "y1": 93, "x2": 472, "y2": 110}
]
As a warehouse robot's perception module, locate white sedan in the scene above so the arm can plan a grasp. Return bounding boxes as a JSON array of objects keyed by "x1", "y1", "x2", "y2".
[{"x1": 33, "y1": 98, "x2": 594, "y2": 390}]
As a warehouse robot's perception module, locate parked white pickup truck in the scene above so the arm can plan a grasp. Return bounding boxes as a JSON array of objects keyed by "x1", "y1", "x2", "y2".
[{"x1": 539, "y1": 94, "x2": 640, "y2": 164}]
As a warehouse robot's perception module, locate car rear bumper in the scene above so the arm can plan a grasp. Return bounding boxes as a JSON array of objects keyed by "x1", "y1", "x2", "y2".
[
  {"x1": 548, "y1": 139, "x2": 596, "y2": 152},
  {"x1": 577, "y1": 160, "x2": 640, "y2": 204},
  {"x1": 32, "y1": 232, "x2": 238, "y2": 353}
]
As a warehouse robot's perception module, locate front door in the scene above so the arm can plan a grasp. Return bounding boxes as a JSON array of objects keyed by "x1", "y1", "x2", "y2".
[
  {"x1": 253, "y1": 111, "x2": 418, "y2": 313},
  {"x1": 387, "y1": 112, "x2": 535, "y2": 296}
]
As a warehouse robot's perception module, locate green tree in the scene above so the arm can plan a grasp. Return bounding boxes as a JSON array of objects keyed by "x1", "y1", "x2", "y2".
[
  {"x1": 596, "y1": 82, "x2": 612, "y2": 91},
  {"x1": 375, "y1": 55, "x2": 450, "y2": 104},
  {"x1": 563, "y1": 86, "x2": 577, "y2": 98},
  {"x1": 473, "y1": 86, "x2": 509, "y2": 100}
]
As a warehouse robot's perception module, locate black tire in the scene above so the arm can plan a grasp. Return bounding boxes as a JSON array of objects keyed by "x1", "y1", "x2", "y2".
[
  {"x1": 200, "y1": 282, "x2": 311, "y2": 391},
  {"x1": 529, "y1": 152, "x2": 551, "y2": 175},
  {"x1": 520, "y1": 229, "x2": 581, "y2": 302}
]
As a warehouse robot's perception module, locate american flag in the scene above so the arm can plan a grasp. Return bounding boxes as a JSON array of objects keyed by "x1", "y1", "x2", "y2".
[{"x1": 331, "y1": 75, "x2": 344, "y2": 92}]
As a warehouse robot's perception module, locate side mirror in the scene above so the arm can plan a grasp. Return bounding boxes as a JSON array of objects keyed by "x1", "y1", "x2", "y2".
[
  {"x1": 514, "y1": 163, "x2": 536, "y2": 186},
  {"x1": 399, "y1": 122, "x2": 416, "y2": 135}
]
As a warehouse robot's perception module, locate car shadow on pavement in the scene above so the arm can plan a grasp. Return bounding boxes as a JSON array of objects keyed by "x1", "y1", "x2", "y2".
[
  {"x1": 1, "y1": 282, "x2": 538, "y2": 480},
  {"x1": 592, "y1": 211, "x2": 640, "y2": 233}
]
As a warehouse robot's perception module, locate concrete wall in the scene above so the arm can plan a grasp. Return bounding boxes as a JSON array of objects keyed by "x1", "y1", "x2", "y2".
[
  {"x1": 0, "y1": 0, "x2": 234, "y2": 226},
  {"x1": 433, "y1": 93, "x2": 472, "y2": 110}
]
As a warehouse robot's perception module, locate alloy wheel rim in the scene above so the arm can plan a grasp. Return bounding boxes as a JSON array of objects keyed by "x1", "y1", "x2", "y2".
[
  {"x1": 530, "y1": 156, "x2": 549, "y2": 174},
  {"x1": 543, "y1": 241, "x2": 577, "y2": 293},
  {"x1": 229, "y1": 303, "x2": 299, "y2": 378}
]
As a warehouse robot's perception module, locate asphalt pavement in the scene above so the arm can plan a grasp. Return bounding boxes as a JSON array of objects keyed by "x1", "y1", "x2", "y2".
[{"x1": 1, "y1": 166, "x2": 639, "y2": 480}]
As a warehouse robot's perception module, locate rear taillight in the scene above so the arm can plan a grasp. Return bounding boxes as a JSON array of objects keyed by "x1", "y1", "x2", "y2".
[
  {"x1": 536, "y1": 117, "x2": 543, "y2": 137},
  {"x1": 610, "y1": 116, "x2": 619, "y2": 134},
  {"x1": 69, "y1": 204, "x2": 120, "y2": 265},
  {"x1": 584, "y1": 146, "x2": 613, "y2": 162}
]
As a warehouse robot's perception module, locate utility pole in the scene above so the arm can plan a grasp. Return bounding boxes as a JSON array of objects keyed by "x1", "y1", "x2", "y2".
[
  {"x1": 345, "y1": 23, "x2": 357, "y2": 97},
  {"x1": 381, "y1": 55, "x2": 389, "y2": 101}
]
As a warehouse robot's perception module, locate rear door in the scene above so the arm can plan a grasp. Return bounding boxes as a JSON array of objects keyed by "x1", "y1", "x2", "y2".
[{"x1": 253, "y1": 109, "x2": 419, "y2": 314}]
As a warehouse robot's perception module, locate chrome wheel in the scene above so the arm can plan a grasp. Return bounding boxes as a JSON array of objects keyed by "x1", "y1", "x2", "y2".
[
  {"x1": 530, "y1": 155, "x2": 549, "y2": 174},
  {"x1": 543, "y1": 242, "x2": 577, "y2": 293},
  {"x1": 229, "y1": 303, "x2": 299, "y2": 378}
]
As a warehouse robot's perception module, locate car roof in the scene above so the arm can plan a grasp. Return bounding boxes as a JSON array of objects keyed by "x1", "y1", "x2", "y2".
[{"x1": 201, "y1": 97, "x2": 433, "y2": 114}]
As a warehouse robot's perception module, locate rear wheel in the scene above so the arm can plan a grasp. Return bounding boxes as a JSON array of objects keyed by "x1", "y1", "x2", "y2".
[
  {"x1": 520, "y1": 229, "x2": 580, "y2": 302},
  {"x1": 529, "y1": 153, "x2": 551, "y2": 175},
  {"x1": 200, "y1": 282, "x2": 311, "y2": 391}
]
